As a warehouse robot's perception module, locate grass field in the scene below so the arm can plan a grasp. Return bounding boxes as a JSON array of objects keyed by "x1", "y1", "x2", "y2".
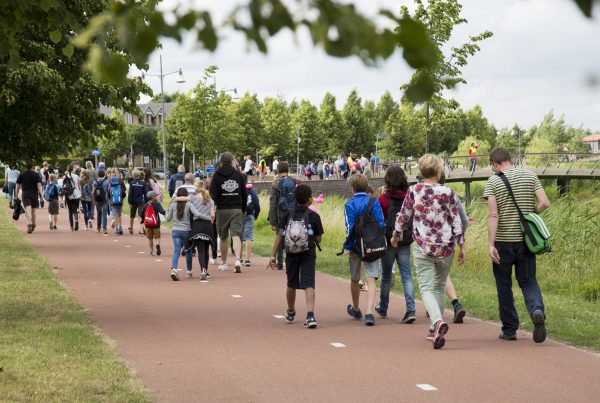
[
  {"x1": 251, "y1": 180, "x2": 600, "y2": 351},
  {"x1": 0, "y1": 199, "x2": 150, "y2": 401}
]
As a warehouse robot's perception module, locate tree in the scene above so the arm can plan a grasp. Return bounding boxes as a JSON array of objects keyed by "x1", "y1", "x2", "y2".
[
  {"x1": 98, "y1": 111, "x2": 131, "y2": 166},
  {"x1": 495, "y1": 128, "x2": 519, "y2": 154},
  {"x1": 318, "y1": 92, "x2": 345, "y2": 157},
  {"x1": 452, "y1": 136, "x2": 491, "y2": 168},
  {"x1": 376, "y1": 91, "x2": 399, "y2": 132},
  {"x1": 150, "y1": 91, "x2": 184, "y2": 103},
  {"x1": 0, "y1": 0, "x2": 149, "y2": 166},
  {"x1": 463, "y1": 105, "x2": 497, "y2": 147},
  {"x1": 342, "y1": 89, "x2": 369, "y2": 155},
  {"x1": 400, "y1": 0, "x2": 493, "y2": 152},
  {"x1": 380, "y1": 102, "x2": 426, "y2": 160},
  {"x1": 363, "y1": 100, "x2": 379, "y2": 152},
  {"x1": 260, "y1": 98, "x2": 291, "y2": 160},
  {"x1": 236, "y1": 93, "x2": 263, "y2": 157},
  {"x1": 128, "y1": 125, "x2": 161, "y2": 159},
  {"x1": 291, "y1": 100, "x2": 321, "y2": 162}
]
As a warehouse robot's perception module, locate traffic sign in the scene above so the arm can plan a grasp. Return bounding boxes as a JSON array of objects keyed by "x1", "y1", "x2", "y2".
[
  {"x1": 92, "y1": 148, "x2": 101, "y2": 156},
  {"x1": 205, "y1": 165, "x2": 215, "y2": 174}
]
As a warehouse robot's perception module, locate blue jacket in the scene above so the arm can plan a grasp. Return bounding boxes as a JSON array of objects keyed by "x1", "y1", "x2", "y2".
[
  {"x1": 343, "y1": 192, "x2": 385, "y2": 251},
  {"x1": 168, "y1": 172, "x2": 185, "y2": 197},
  {"x1": 128, "y1": 179, "x2": 146, "y2": 204}
]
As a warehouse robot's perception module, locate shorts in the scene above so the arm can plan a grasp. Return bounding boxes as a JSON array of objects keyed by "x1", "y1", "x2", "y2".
[
  {"x1": 22, "y1": 192, "x2": 40, "y2": 209},
  {"x1": 216, "y1": 209, "x2": 243, "y2": 239},
  {"x1": 242, "y1": 215, "x2": 255, "y2": 241},
  {"x1": 349, "y1": 251, "x2": 380, "y2": 281},
  {"x1": 129, "y1": 203, "x2": 143, "y2": 218},
  {"x1": 145, "y1": 227, "x2": 161, "y2": 240},
  {"x1": 111, "y1": 205, "x2": 123, "y2": 215},
  {"x1": 48, "y1": 199, "x2": 59, "y2": 215},
  {"x1": 245, "y1": 170, "x2": 253, "y2": 176},
  {"x1": 286, "y1": 253, "x2": 316, "y2": 289}
]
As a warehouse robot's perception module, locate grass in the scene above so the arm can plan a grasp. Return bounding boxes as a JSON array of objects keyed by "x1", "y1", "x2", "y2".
[
  {"x1": 252, "y1": 182, "x2": 600, "y2": 351},
  {"x1": 0, "y1": 199, "x2": 150, "y2": 401}
]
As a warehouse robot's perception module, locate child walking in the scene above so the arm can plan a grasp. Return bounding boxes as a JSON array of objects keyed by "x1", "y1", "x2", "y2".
[
  {"x1": 46, "y1": 174, "x2": 61, "y2": 230},
  {"x1": 141, "y1": 191, "x2": 166, "y2": 256},
  {"x1": 241, "y1": 173, "x2": 260, "y2": 267},
  {"x1": 269, "y1": 184, "x2": 324, "y2": 329}
]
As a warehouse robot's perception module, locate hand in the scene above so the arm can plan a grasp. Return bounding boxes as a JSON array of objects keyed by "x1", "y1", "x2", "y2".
[
  {"x1": 266, "y1": 257, "x2": 277, "y2": 270},
  {"x1": 342, "y1": 249, "x2": 351, "y2": 256},
  {"x1": 458, "y1": 245, "x2": 466, "y2": 265},
  {"x1": 271, "y1": 225, "x2": 277, "y2": 232},
  {"x1": 390, "y1": 235, "x2": 399, "y2": 248},
  {"x1": 489, "y1": 245, "x2": 500, "y2": 264}
]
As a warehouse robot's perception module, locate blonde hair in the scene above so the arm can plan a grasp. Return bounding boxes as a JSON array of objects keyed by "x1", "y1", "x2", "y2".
[
  {"x1": 418, "y1": 154, "x2": 443, "y2": 180},
  {"x1": 377, "y1": 186, "x2": 387, "y2": 196},
  {"x1": 43, "y1": 161, "x2": 48, "y2": 168},
  {"x1": 50, "y1": 173, "x2": 57, "y2": 181},
  {"x1": 132, "y1": 169, "x2": 141, "y2": 179},
  {"x1": 110, "y1": 167, "x2": 120, "y2": 177},
  {"x1": 348, "y1": 173, "x2": 369, "y2": 193},
  {"x1": 194, "y1": 179, "x2": 211, "y2": 205}
]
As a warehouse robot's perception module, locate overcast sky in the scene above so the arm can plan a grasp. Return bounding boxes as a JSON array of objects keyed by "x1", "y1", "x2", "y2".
[{"x1": 136, "y1": 0, "x2": 600, "y2": 131}]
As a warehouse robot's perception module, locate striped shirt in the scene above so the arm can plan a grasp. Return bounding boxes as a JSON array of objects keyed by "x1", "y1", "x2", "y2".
[{"x1": 483, "y1": 168, "x2": 542, "y2": 242}]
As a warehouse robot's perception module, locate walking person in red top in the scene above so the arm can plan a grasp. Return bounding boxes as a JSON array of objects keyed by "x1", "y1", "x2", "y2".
[{"x1": 468, "y1": 143, "x2": 479, "y2": 174}]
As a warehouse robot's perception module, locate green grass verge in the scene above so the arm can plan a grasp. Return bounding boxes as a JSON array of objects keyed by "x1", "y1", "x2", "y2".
[
  {"x1": 0, "y1": 199, "x2": 150, "y2": 401},
  {"x1": 252, "y1": 183, "x2": 600, "y2": 351}
]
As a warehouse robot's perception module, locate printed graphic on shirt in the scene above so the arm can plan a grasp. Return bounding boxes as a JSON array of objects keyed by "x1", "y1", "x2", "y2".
[{"x1": 222, "y1": 179, "x2": 239, "y2": 193}]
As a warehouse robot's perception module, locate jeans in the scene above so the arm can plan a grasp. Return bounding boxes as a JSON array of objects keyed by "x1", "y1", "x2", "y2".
[
  {"x1": 469, "y1": 158, "x2": 477, "y2": 173},
  {"x1": 413, "y1": 246, "x2": 454, "y2": 328},
  {"x1": 8, "y1": 182, "x2": 16, "y2": 203},
  {"x1": 172, "y1": 230, "x2": 192, "y2": 271},
  {"x1": 493, "y1": 241, "x2": 545, "y2": 337},
  {"x1": 379, "y1": 245, "x2": 415, "y2": 313},
  {"x1": 81, "y1": 200, "x2": 93, "y2": 223},
  {"x1": 276, "y1": 241, "x2": 284, "y2": 267},
  {"x1": 96, "y1": 202, "x2": 109, "y2": 230}
]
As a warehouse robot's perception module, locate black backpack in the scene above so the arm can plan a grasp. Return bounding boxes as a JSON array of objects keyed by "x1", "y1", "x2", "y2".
[
  {"x1": 94, "y1": 179, "x2": 106, "y2": 203},
  {"x1": 352, "y1": 198, "x2": 387, "y2": 262},
  {"x1": 61, "y1": 176, "x2": 74, "y2": 196},
  {"x1": 383, "y1": 194, "x2": 413, "y2": 246},
  {"x1": 278, "y1": 176, "x2": 297, "y2": 212}
]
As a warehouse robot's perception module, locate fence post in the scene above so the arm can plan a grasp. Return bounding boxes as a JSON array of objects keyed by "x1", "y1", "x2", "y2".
[
  {"x1": 465, "y1": 180, "x2": 471, "y2": 207},
  {"x1": 541, "y1": 157, "x2": 551, "y2": 174}
]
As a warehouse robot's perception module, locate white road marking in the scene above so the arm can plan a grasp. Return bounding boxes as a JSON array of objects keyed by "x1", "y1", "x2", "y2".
[
  {"x1": 416, "y1": 384, "x2": 437, "y2": 391},
  {"x1": 273, "y1": 315, "x2": 285, "y2": 319},
  {"x1": 138, "y1": 251, "x2": 145, "y2": 254},
  {"x1": 330, "y1": 342, "x2": 346, "y2": 348},
  {"x1": 155, "y1": 259, "x2": 163, "y2": 262},
  {"x1": 125, "y1": 245, "x2": 131, "y2": 248},
  {"x1": 231, "y1": 294, "x2": 242, "y2": 298},
  {"x1": 113, "y1": 240, "x2": 119, "y2": 242},
  {"x1": 201, "y1": 280, "x2": 208, "y2": 283}
]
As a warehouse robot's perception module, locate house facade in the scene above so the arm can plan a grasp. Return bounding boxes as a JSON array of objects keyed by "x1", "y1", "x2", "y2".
[{"x1": 583, "y1": 134, "x2": 600, "y2": 153}]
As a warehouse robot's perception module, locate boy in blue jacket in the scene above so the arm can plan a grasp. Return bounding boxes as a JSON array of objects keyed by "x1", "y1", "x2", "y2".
[
  {"x1": 241, "y1": 173, "x2": 260, "y2": 267},
  {"x1": 343, "y1": 174, "x2": 385, "y2": 326}
]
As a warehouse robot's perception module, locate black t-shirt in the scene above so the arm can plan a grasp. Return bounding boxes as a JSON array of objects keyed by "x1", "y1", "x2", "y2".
[
  {"x1": 278, "y1": 205, "x2": 324, "y2": 255},
  {"x1": 16, "y1": 170, "x2": 42, "y2": 194}
]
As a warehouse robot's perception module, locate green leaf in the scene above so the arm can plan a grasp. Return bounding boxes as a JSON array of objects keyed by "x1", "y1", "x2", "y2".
[
  {"x1": 398, "y1": 18, "x2": 438, "y2": 69},
  {"x1": 62, "y1": 43, "x2": 74, "y2": 58},
  {"x1": 574, "y1": 0, "x2": 592, "y2": 17},
  {"x1": 49, "y1": 30, "x2": 62, "y2": 44},
  {"x1": 405, "y1": 74, "x2": 435, "y2": 104}
]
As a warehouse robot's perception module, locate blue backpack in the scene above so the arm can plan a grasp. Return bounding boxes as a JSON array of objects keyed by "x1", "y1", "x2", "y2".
[
  {"x1": 109, "y1": 177, "x2": 124, "y2": 205},
  {"x1": 44, "y1": 183, "x2": 57, "y2": 201},
  {"x1": 278, "y1": 176, "x2": 297, "y2": 212}
]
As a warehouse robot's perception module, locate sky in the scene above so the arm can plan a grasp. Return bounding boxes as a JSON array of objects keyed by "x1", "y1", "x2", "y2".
[{"x1": 135, "y1": 0, "x2": 600, "y2": 131}]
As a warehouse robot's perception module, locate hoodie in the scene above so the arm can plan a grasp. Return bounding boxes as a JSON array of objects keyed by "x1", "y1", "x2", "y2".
[{"x1": 209, "y1": 165, "x2": 247, "y2": 212}]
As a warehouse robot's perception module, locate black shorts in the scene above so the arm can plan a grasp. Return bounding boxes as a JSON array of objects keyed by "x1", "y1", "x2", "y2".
[
  {"x1": 129, "y1": 203, "x2": 143, "y2": 218},
  {"x1": 22, "y1": 192, "x2": 40, "y2": 209},
  {"x1": 285, "y1": 253, "x2": 316, "y2": 289}
]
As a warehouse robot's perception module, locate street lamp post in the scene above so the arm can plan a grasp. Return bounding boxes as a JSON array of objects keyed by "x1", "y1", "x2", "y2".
[{"x1": 142, "y1": 54, "x2": 185, "y2": 189}]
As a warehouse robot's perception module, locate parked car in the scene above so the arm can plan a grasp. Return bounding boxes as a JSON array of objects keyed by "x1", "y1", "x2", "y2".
[{"x1": 151, "y1": 168, "x2": 169, "y2": 180}]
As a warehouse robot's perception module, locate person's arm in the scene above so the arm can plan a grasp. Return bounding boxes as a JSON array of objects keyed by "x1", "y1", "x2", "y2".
[
  {"x1": 343, "y1": 203, "x2": 355, "y2": 252},
  {"x1": 534, "y1": 188, "x2": 550, "y2": 213},
  {"x1": 165, "y1": 204, "x2": 174, "y2": 222},
  {"x1": 240, "y1": 178, "x2": 248, "y2": 214},
  {"x1": 252, "y1": 190, "x2": 260, "y2": 219},
  {"x1": 268, "y1": 232, "x2": 284, "y2": 269},
  {"x1": 37, "y1": 180, "x2": 43, "y2": 200},
  {"x1": 127, "y1": 181, "x2": 133, "y2": 202},
  {"x1": 157, "y1": 203, "x2": 167, "y2": 216},
  {"x1": 188, "y1": 202, "x2": 211, "y2": 221},
  {"x1": 448, "y1": 191, "x2": 465, "y2": 264},
  {"x1": 168, "y1": 176, "x2": 175, "y2": 197},
  {"x1": 455, "y1": 196, "x2": 469, "y2": 232},
  {"x1": 269, "y1": 182, "x2": 279, "y2": 230},
  {"x1": 140, "y1": 204, "x2": 147, "y2": 220},
  {"x1": 172, "y1": 196, "x2": 191, "y2": 202},
  {"x1": 487, "y1": 195, "x2": 500, "y2": 264}
]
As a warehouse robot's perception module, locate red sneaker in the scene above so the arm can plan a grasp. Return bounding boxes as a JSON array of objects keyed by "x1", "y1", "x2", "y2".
[{"x1": 432, "y1": 320, "x2": 449, "y2": 350}]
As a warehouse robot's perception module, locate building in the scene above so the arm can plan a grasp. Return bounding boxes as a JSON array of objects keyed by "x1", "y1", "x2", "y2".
[
  {"x1": 99, "y1": 103, "x2": 176, "y2": 126},
  {"x1": 583, "y1": 134, "x2": 600, "y2": 153}
]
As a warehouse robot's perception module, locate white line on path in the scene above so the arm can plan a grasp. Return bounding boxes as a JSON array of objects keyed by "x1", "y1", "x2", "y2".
[
  {"x1": 113, "y1": 240, "x2": 119, "y2": 242},
  {"x1": 138, "y1": 251, "x2": 145, "y2": 254},
  {"x1": 231, "y1": 294, "x2": 242, "y2": 298},
  {"x1": 155, "y1": 259, "x2": 163, "y2": 262},
  {"x1": 125, "y1": 245, "x2": 131, "y2": 248},
  {"x1": 201, "y1": 280, "x2": 208, "y2": 283},
  {"x1": 330, "y1": 342, "x2": 346, "y2": 348},
  {"x1": 416, "y1": 384, "x2": 437, "y2": 391},
  {"x1": 273, "y1": 315, "x2": 285, "y2": 319}
]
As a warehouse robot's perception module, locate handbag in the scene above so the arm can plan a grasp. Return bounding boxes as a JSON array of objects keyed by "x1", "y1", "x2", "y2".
[{"x1": 497, "y1": 172, "x2": 551, "y2": 254}]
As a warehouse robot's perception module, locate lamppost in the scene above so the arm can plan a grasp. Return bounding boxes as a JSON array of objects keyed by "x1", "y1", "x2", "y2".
[{"x1": 142, "y1": 54, "x2": 185, "y2": 189}]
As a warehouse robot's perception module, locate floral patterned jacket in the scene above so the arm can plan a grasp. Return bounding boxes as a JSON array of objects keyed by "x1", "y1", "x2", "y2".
[{"x1": 394, "y1": 183, "x2": 463, "y2": 258}]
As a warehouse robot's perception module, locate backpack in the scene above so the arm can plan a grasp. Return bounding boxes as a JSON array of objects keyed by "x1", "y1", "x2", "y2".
[
  {"x1": 81, "y1": 182, "x2": 92, "y2": 201},
  {"x1": 305, "y1": 167, "x2": 311, "y2": 176},
  {"x1": 144, "y1": 202, "x2": 158, "y2": 228},
  {"x1": 284, "y1": 210, "x2": 311, "y2": 254},
  {"x1": 383, "y1": 194, "x2": 413, "y2": 246},
  {"x1": 278, "y1": 176, "x2": 297, "y2": 212},
  {"x1": 353, "y1": 198, "x2": 387, "y2": 262},
  {"x1": 44, "y1": 183, "x2": 56, "y2": 201},
  {"x1": 151, "y1": 181, "x2": 163, "y2": 203},
  {"x1": 246, "y1": 193, "x2": 255, "y2": 216},
  {"x1": 109, "y1": 177, "x2": 124, "y2": 205},
  {"x1": 61, "y1": 176, "x2": 74, "y2": 196},
  {"x1": 94, "y1": 179, "x2": 106, "y2": 203}
]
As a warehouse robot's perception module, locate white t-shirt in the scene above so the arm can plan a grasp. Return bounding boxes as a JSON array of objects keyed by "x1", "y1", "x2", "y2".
[
  {"x1": 272, "y1": 160, "x2": 279, "y2": 171},
  {"x1": 7, "y1": 168, "x2": 20, "y2": 183},
  {"x1": 244, "y1": 159, "x2": 253, "y2": 173}
]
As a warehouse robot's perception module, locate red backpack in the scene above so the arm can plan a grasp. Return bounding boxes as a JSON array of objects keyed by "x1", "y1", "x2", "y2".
[{"x1": 144, "y1": 202, "x2": 158, "y2": 228}]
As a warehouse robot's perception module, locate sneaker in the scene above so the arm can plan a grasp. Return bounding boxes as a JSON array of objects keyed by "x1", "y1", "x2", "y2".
[
  {"x1": 209, "y1": 258, "x2": 217, "y2": 265},
  {"x1": 206, "y1": 272, "x2": 211, "y2": 278},
  {"x1": 103, "y1": 230, "x2": 108, "y2": 235},
  {"x1": 186, "y1": 271, "x2": 193, "y2": 279},
  {"x1": 111, "y1": 219, "x2": 115, "y2": 229},
  {"x1": 304, "y1": 316, "x2": 318, "y2": 329},
  {"x1": 150, "y1": 251, "x2": 156, "y2": 256},
  {"x1": 374, "y1": 303, "x2": 387, "y2": 318},
  {"x1": 234, "y1": 259, "x2": 242, "y2": 273},
  {"x1": 401, "y1": 311, "x2": 416, "y2": 324},
  {"x1": 170, "y1": 268, "x2": 180, "y2": 281},
  {"x1": 156, "y1": 244, "x2": 161, "y2": 256},
  {"x1": 54, "y1": 226, "x2": 57, "y2": 230},
  {"x1": 200, "y1": 270, "x2": 208, "y2": 281},
  {"x1": 498, "y1": 332, "x2": 517, "y2": 341},
  {"x1": 128, "y1": 227, "x2": 133, "y2": 235},
  {"x1": 532, "y1": 310, "x2": 546, "y2": 343},
  {"x1": 97, "y1": 228, "x2": 101, "y2": 233},
  {"x1": 49, "y1": 223, "x2": 53, "y2": 230},
  {"x1": 432, "y1": 320, "x2": 449, "y2": 350},
  {"x1": 218, "y1": 263, "x2": 229, "y2": 271},
  {"x1": 365, "y1": 314, "x2": 375, "y2": 326},
  {"x1": 244, "y1": 259, "x2": 251, "y2": 267},
  {"x1": 75, "y1": 222, "x2": 79, "y2": 231},
  {"x1": 285, "y1": 309, "x2": 296, "y2": 323},
  {"x1": 453, "y1": 303, "x2": 466, "y2": 324},
  {"x1": 346, "y1": 304, "x2": 363, "y2": 320},
  {"x1": 88, "y1": 220, "x2": 93, "y2": 229},
  {"x1": 60, "y1": 203, "x2": 64, "y2": 208},
  {"x1": 27, "y1": 224, "x2": 33, "y2": 234},
  {"x1": 276, "y1": 264, "x2": 284, "y2": 271},
  {"x1": 426, "y1": 329, "x2": 435, "y2": 342}
]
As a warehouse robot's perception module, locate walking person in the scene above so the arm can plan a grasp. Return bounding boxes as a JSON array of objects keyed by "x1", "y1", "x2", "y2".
[
  {"x1": 168, "y1": 165, "x2": 186, "y2": 198},
  {"x1": 64, "y1": 162, "x2": 82, "y2": 231},
  {"x1": 375, "y1": 166, "x2": 417, "y2": 324},
  {"x1": 241, "y1": 173, "x2": 260, "y2": 267},
  {"x1": 185, "y1": 180, "x2": 215, "y2": 280},
  {"x1": 268, "y1": 162, "x2": 298, "y2": 270},
  {"x1": 80, "y1": 170, "x2": 94, "y2": 230},
  {"x1": 392, "y1": 154, "x2": 465, "y2": 349},
  {"x1": 127, "y1": 169, "x2": 146, "y2": 235},
  {"x1": 6, "y1": 165, "x2": 20, "y2": 209},
  {"x1": 45, "y1": 173, "x2": 61, "y2": 230},
  {"x1": 165, "y1": 187, "x2": 204, "y2": 280},
  {"x1": 108, "y1": 168, "x2": 126, "y2": 235},
  {"x1": 272, "y1": 157, "x2": 279, "y2": 176},
  {"x1": 484, "y1": 147, "x2": 550, "y2": 343},
  {"x1": 468, "y1": 142, "x2": 479, "y2": 174},
  {"x1": 16, "y1": 162, "x2": 44, "y2": 233},
  {"x1": 92, "y1": 170, "x2": 110, "y2": 234},
  {"x1": 86, "y1": 161, "x2": 96, "y2": 222},
  {"x1": 140, "y1": 190, "x2": 166, "y2": 257},
  {"x1": 210, "y1": 152, "x2": 247, "y2": 273},
  {"x1": 143, "y1": 168, "x2": 163, "y2": 203}
]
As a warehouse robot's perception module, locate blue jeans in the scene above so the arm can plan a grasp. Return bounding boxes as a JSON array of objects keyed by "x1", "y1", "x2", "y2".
[
  {"x1": 82, "y1": 201, "x2": 93, "y2": 223},
  {"x1": 493, "y1": 242, "x2": 545, "y2": 337},
  {"x1": 379, "y1": 245, "x2": 415, "y2": 313},
  {"x1": 172, "y1": 230, "x2": 192, "y2": 271},
  {"x1": 96, "y1": 202, "x2": 109, "y2": 231},
  {"x1": 8, "y1": 182, "x2": 16, "y2": 203}
]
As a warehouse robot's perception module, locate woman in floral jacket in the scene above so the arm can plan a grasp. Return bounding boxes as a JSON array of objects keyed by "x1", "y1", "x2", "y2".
[{"x1": 391, "y1": 154, "x2": 465, "y2": 350}]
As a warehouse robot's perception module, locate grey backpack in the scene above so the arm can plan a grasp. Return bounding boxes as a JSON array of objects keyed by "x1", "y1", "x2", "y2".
[{"x1": 284, "y1": 211, "x2": 311, "y2": 254}]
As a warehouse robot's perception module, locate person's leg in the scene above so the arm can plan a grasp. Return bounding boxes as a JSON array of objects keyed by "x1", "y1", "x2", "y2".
[
  {"x1": 397, "y1": 245, "x2": 416, "y2": 313},
  {"x1": 129, "y1": 207, "x2": 135, "y2": 234},
  {"x1": 493, "y1": 242, "x2": 520, "y2": 337},
  {"x1": 276, "y1": 242, "x2": 284, "y2": 268},
  {"x1": 377, "y1": 246, "x2": 395, "y2": 314},
  {"x1": 232, "y1": 236, "x2": 242, "y2": 260},
  {"x1": 171, "y1": 231, "x2": 183, "y2": 269},
  {"x1": 446, "y1": 275, "x2": 458, "y2": 300},
  {"x1": 24, "y1": 205, "x2": 33, "y2": 226},
  {"x1": 413, "y1": 247, "x2": 441, "y2": 328},
  {"x1": 286, "y1": 288, "x2": 297, "y2": 311},
  {"x1": 8, "y1": 182, "x2": 16, "y2": 206},
  {"x1": 101, "y1": 203, "x2": 109, "y2": 231},
  {"x1": 148, "y1": 237, "x2": 154, "y2": 253},
  {"x1": 219, "y1": 237, "x2": 229, "y2": 262},
  {"x1": 185, "y1": 235, "x2": 193, "y2": 272},
  {"x1": 364, "y1": 259, "x2": 380, "y2": 316},
  {"x1": 66, "y1": 200, "x2": 74, "y2": 228},
  {"x1": 348, "y1": 252, "x2": 361, "y2": 311},
  {"x1": 514, "y1": 244, "x2": 545, "y2": 317},
  {"x1": 305, "y1": 288, "x2": 315, "y2": 313},
  {"x1": 31, "y1": 206, "x2": 37, "y2": 227},
  {"x1": 96, "y1": 203, "x2": 102, "y2": 230},
  {"x1": 432, "y1": 254, "x2": 453, "y2": 319}
]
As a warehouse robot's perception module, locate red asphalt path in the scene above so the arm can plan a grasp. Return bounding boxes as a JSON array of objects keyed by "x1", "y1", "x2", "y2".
[{"x1": 11, "y1": 208, "x2": 600, "y2": 402}]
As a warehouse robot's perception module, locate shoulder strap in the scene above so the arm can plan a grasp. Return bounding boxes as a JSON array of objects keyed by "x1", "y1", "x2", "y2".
[
  {"x1": 365, "y1": 197, "x2": 375, "y2": 219},
  {"x1": 497, "y1": 172, "x2": 526, "y2": 222}
]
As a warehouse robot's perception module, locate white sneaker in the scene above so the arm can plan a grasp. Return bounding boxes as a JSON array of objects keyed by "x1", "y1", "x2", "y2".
[
  {"x1": 170, "y1": 268, "x2": 180, "y2": 281},
  {"x1": 186, "y1": 271, "x2": 193, "y2": 279},
  {"x1": 209, "y1": 258, "x2": 217, "y2": 265},
  {"x1": 234, "y1": 259, "x2": 242, "y2": 274},
  {"x1": 218, "y1": 263, "x2": 229, "y2": 271},
  {"x1": 200, "y1": 270, "x2": 208, "y2": 281}
]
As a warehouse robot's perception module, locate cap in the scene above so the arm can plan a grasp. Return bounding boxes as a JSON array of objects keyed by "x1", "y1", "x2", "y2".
[{"x1": 147, "y1": 191, "x2": 157, "y2": 199}]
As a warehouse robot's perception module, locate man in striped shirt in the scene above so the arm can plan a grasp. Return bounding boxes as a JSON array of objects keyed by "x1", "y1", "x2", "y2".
[{"x1": 484, "y1": 148, "x2": 551, "y2": 343}]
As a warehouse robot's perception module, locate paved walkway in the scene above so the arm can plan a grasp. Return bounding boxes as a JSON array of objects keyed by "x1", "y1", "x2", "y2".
[{"x1": 12, "y1": 208, "x2": 600, "y2": 402}]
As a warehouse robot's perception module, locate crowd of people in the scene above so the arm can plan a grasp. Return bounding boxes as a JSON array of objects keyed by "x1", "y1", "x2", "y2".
[{"x1": 4, "y1": 146, "x2": 550, "y2": 350}]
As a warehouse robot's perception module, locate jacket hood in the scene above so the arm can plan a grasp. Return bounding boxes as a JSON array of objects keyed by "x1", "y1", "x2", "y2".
[
  {"x1": 216, "y1": 165, "x2": 237, "y2": 177},
  {"x1": 387, "y1": 190, "x2": 407, "y2": 199}
]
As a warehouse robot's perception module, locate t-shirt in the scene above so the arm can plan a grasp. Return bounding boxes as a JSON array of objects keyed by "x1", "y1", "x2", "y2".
[
  {"x1": 278, "y1": 205, "x2": 324, "y2": 256},
  {"x1": 16, "y1": 170, "x2": 42, "y2": 194},
  {"x1": 272, "y1": 160, "x2": 279, "y2": 171},
  {"x1": 244, "y1": 159, "x2": 253, "y2": 173},
  {"x1": 484, "y1": 168, "x2": 542, "y2": 243},
  {"x1": 6, "y1": 168, "x2": 20, "y2": 183}
]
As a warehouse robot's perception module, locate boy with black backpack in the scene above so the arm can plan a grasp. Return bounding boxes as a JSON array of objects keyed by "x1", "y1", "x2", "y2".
[
  {"x1": 269, "y1": 184, "x2": 323, "y2": 329},
  {"x1": 92, "y1": 170, "x2": 110, "y2": 234},
  {"x1": 342, "y1": 174, "x2": 385, "y2": 326},
  {"x1": 141, "y1": 191, "x2": 166, "y2": 256},
  {"x1": 108, "y1": 169, "x2": 126, "y2": 235}
]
